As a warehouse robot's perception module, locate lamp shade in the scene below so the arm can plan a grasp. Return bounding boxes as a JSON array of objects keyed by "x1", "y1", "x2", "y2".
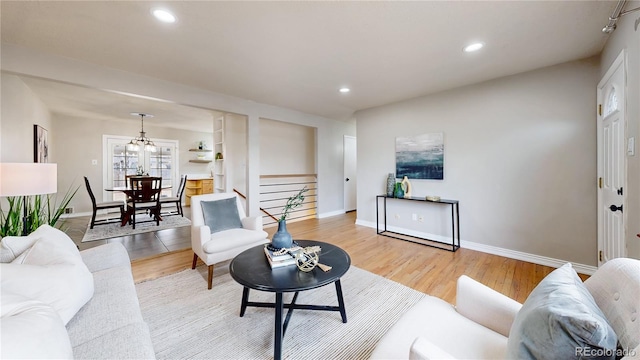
[{"x1": 0, "y1": 163, "x2": 57, "y2": 197}]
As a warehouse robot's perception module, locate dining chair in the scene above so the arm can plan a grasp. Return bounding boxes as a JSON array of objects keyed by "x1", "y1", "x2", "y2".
[
  {"x1": 84, "y1": 176, "x2": 125, "y2": 229},
  {"x1": 126, "y1": 176, "x2": 162, "y2": 229},
  {"x1": 160, "y1": 175, "x2": 187, "y2": 217}
]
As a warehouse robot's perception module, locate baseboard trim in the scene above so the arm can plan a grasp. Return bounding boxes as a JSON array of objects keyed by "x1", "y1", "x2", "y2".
[
  {"x1": 318, "y1": 209, "x2": 346, "y2": 219},
  {"x1": 356, "y1": 219, "x2": 597, "y2": 275}
]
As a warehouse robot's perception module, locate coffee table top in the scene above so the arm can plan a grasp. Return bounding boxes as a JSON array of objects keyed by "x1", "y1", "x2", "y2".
[{"x1": 229, "y1": 240, "x2": 351, "y2": 292}]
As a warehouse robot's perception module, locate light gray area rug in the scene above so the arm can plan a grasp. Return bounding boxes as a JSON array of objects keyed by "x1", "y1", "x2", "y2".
[
  {"x1": 81, "y1": 215, "x2": 191, "y2": 242},
  {"x1": 136, "y1": 263, "x2": 426, "y2": 359}
]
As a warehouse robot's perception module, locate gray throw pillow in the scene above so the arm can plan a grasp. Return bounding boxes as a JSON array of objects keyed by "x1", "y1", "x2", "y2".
[
  {"x1": 200, "y1": 198, "x2": 243, "y2": 234},
  {"x1": 507, "y1": 263, "x2": 617, "y2": 360}
]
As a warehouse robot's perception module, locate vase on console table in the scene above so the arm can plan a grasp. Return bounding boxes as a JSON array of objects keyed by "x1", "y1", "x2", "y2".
[
  {"x1": 394, "y1": 182, "x2": 404, "y2": 198},
  {"x1": 401, "y1": 176, "x2": 412, "y2": 199},
  {"x1": 271, "y1": 220, "x2": 293, "y2": 249},
  {"x1": 386, "y1": 173, "x2": 395, "y2": 197}
]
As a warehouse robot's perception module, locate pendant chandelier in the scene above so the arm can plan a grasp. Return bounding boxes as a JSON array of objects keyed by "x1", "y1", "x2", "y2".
[{"x1": 127, "y1": 112, "x2": 156, "y2": 152}]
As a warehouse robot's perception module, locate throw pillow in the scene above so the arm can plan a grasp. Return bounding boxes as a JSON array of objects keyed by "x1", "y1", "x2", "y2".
[
  {"x1": 1, "y1": 230, "x2": 94, "y2": 325},
  {"x1": 1, "y1": 292, "x2": 73, "y2": 359},
  {"x1": 201, "y1": 197, "x2": 244, "y2": 234},
  {"x1": 507, "y1": 263, "x2": 618, "y2": 360}
]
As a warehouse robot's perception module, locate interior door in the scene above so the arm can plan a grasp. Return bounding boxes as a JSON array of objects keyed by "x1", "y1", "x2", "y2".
[
  {"x1": 597, "y1": 51, "x2": 626, "y2": 265},
  {"x1": 344, "y1": 136, "x2": 357, "y2": 212}
]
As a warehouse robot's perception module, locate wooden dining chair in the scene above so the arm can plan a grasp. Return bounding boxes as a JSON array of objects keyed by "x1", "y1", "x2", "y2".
[
  {"x1": 84, "y1": 176, "x2": 125, "y2": 229},
  {"x1": 160, "y1": 175, "x2": 187, "y2": 216},
  {"x1": 126, "y1": 176, "x2": 162, "y2": 229}
]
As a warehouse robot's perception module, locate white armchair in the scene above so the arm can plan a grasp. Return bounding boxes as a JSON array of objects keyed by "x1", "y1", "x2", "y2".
[
  {"x1": 371, "y1": 258, "x2": 640, "y2": 360},
  {"x1": 190, "y1": 193, "x2": 268, "y2": 289}
]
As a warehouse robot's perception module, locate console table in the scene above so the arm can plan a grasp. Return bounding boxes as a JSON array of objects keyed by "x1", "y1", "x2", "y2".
[{"x1": 376, "y1": 195, "x2": 460, "y2": 252}]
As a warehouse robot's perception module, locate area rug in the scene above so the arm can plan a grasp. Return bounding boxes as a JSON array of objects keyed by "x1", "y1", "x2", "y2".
[
  {"x1": 136, "y1": 264, "x2": 426, "y2": 359},
  {"x1": 81, "y1": 215, "x2": 191, "y2": 242}
]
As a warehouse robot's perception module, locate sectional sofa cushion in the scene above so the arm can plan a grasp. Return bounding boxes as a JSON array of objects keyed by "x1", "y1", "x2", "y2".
[
  {"x1": 0, "y1": 292, "x2": 73, "y2": 359},
  {"x1": 1, "y1": 229, "x2": 94, "y2": 324},
  {"x1": 507, "y1": 263, "x2": 617, "y2": 360}
]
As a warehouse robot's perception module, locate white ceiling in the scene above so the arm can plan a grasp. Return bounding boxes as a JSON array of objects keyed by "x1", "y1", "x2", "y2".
[
  {"x1": 17, "y1": 76, "x2": 221, "y2": 132},
  {"x1": 1, "y1": 1, "x2": 616, "y2": 122}
]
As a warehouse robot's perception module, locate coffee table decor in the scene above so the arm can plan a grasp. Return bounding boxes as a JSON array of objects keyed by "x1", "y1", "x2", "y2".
[
  {"x1": 294, "y1": 245, "x2": 320, "y2": 272},
  {"x1": 271, "y1": 186, "x2": 309, "y2": 249},
  {"x1": 263, "y1": 243, "x2": 302, "y2": 269}
]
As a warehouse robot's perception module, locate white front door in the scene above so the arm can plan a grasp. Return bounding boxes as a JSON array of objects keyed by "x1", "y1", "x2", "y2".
[
  {"x1": 597, "y1": 51, "x2": 626, "y2": 265},
  {"x1": 344, "y1": 136, "x2": 357, "y2": 212}
]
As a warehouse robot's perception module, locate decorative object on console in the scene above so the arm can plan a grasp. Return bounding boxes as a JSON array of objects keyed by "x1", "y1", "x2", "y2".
[
  {"x1": 0, "y1": 163, "x2": 68, "y2": 236},
  {"x1": 386, "y1": 173, "x2": 395, "y2": 197},
  {"x1": 271, "y1": 186, "x2": 310, "y2": 249},
  {"x1": 126, "y1": 112, "x2": 156, "y2": 152},
  {"x1": 401, "y1": 176, "x2": 412, "y2": 198},
  {"x1": 396, "y1": 133, "x2": 444, "y2": 180},
  {"x1": 425, "y1": 195, "x2": 441, "y2": 202},
  {"x1": 393, "y1": 182, "x2": 404, "y2": 198}
]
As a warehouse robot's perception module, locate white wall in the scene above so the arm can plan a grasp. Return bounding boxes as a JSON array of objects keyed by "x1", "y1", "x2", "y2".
[
  {"x1": 1, "y1": 74, "x2": 52, "y2": 163},
  {"x1": 226, "y1": 113, "x2": 248, "y2": 194},
  {"x1": 599, "y1": 0, "x2": 640, "y2": 259},
  {"x1": 260, "y1": 118, "x2": 316, "y2": 175},
  {"x1": 1, "y1": 45, "x2": 355, "y2": 217},
  {"x1": 355, "y1": 58, "x2": 600, "y2": 266}
]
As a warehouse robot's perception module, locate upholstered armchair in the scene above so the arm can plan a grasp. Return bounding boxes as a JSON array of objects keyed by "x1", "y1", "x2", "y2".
[
  {"x1": 371, "y1": 258, "x2": 640, "y2": 360},
  {"x1": 190, "y1": 193, "x2": 268, "y2": 289}
]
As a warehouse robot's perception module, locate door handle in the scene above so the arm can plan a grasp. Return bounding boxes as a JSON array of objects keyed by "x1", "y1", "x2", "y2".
[
  {"x1": 345, "y1": 178, "x2": 350, "y2": 182},
  {"x1": 609, "y1": 204, "x2": 623, "y2": 213}
]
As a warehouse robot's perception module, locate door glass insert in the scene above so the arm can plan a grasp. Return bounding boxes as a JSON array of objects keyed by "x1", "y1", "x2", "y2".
[{"x1": 604, "y1": 86, "x2": 618, "y2": 117}]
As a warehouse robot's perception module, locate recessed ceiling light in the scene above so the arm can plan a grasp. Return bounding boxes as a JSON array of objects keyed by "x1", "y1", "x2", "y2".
[
  {"x1": 463, "y1": 42, "x2": 484, "y2": 53},
  {"x1": 339, "y1": 87, "x2": 351, "y2": 93},
  {"x1": 152, "y1": 9, "x2": 176, "y2": 23}
]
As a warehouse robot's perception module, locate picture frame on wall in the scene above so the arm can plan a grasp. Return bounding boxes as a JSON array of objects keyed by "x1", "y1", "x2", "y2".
[
  {"x1": 34, "y1": 124, "x2": 49, "y2": 163},
  {"x1": 396, "y1": 132, "x2": 444, "y2": 180}
]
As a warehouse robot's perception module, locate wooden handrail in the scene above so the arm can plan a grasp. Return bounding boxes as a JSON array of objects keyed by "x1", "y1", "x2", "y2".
[
  {"x1": 260, "y1": 174, "x2": 317, "y2": 179},
  {"x1": 233, "y1": 188, "x2": 279, "y2": 222}
]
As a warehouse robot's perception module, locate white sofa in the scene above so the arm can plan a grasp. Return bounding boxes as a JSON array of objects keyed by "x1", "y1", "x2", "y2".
[
  {"x1": 371, "y1": 258, "x2": 640, "y2": 360},
  {"x1": 1, "y1": 225, "x2": 155, "y2": 359}
]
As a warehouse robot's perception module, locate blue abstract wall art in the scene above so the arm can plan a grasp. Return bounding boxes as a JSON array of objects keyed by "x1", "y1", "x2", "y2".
[{"x1": 395, "y1": 133, "x2": 444, "y2": 180}]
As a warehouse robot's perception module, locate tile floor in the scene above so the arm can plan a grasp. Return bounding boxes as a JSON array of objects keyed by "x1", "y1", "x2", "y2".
[{"x1": 62, "y1": 207, "x2": 192, "y2": 261}]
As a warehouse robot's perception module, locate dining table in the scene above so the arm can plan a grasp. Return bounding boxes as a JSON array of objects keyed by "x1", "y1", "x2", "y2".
[{"x1": 105, "y1": 184, "x2": 172, "y2": 226}]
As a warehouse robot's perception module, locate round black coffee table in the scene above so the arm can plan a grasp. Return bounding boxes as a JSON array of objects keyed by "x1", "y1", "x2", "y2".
[{"x1": 229, "y1": 240, "x2": 351, "y2": 360}]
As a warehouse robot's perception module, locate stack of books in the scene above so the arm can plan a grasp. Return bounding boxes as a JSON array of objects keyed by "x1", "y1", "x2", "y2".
[{"x1": 263, "y1": 244, "x2": 302, "y2": 269}]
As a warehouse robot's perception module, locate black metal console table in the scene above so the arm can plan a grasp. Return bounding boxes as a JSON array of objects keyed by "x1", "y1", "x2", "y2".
[{"x1": 376, "y1": 195, "x2": 460, "y2": 252}]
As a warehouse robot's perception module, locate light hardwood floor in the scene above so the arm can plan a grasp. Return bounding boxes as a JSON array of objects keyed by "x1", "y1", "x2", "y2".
[{"x1": 131, "y1": 211, "x2": 587, "y2": 304}]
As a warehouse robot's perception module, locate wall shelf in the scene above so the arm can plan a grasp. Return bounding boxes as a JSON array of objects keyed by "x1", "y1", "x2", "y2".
[
  {"x1": 189, "y1": 159, "x2": 212, "y2": 163},
  {"x1": 189, "y1": 149, "x2": 213, "y2": 152}
]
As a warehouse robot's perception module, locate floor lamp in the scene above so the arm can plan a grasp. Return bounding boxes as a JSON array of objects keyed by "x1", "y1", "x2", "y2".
[{"x1": 0, "y1": 163, "x2": 57, "y2": 235}]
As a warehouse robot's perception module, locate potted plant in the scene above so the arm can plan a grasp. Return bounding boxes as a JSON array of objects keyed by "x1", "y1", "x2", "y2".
[
  {"x1": 271, "y1": 186, "x2": 309, "y2": 249},
  {"x1": 0, "y1": 184, "x2": 79, "y2": 237}
]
